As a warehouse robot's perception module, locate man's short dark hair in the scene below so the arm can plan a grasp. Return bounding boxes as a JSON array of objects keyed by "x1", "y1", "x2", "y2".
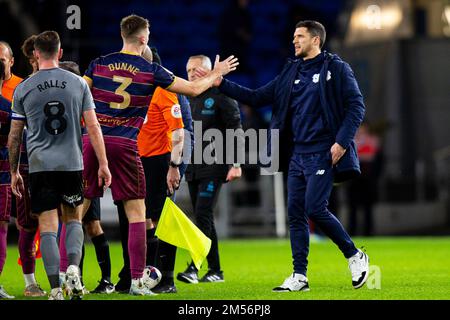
[
  {"x1": 21, "y1": 35, "x2": 37, "y2": 59},
  {"x1": 59, "y1": 61, "x2": 80, "y2": 75},
  {"x1": 120, "y1": 14, "x2": 149, "y2": 42},
  {"x1": 295, "y1": 20, "x2": 326, "y2": 48},
  {"x1": 34, "y1": 31, "x2": 60, "y2": 59},
  {"x1": 0, "y1": 60, "x2": 5, "y2": 81}
]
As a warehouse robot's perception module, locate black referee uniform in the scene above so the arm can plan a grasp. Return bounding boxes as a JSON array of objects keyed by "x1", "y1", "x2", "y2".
[{"x1": 184, "y1": 87, "x2": 242, "y2": 276}]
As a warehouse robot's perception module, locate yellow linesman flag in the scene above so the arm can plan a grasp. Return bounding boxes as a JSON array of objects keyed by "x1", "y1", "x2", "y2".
[{"x1": 155, "y1": 198, "x2": 211, "y2": 270}]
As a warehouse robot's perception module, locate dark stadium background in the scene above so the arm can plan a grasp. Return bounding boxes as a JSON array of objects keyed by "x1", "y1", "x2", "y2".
[{"x1": 1, "y1": 0, "x2": 449, "y2": 239}]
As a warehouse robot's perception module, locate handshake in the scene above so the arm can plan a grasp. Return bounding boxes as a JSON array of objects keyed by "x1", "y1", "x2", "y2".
[{"x1": 195, "y1": 55, "x2": 239, "y2": 87}]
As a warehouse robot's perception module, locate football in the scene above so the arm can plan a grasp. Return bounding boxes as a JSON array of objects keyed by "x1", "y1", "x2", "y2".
[{"x1": 143, "y1": 266, "x2": 162, "y2": 289}]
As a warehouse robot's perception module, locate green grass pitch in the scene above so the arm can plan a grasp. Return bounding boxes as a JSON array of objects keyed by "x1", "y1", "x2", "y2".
[{"x1": 1, "y1": 237, "x2": 449, "y2": 300}]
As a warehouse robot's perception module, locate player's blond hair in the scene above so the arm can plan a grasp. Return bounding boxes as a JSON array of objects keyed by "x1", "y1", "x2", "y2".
[{"x1": 120, "y1": 14, "x2": 149, "y2": 43}]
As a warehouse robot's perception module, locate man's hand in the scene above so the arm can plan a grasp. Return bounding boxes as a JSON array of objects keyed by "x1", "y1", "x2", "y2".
[
  {"x1": 11, "y1": 171, "x2": 25, "y2": 198},
  {"x1": 167, "y1": 167, "x2": 180, "y2": 195},
  {"x1": 213, "y1": 55, "x2": 239, "y2": 77},
  {"x1": 194, "y1": 67, "x2": 223, "y2": 87},
  {"x1": 98, "y1": 164, "x2": 112, "y2": 191},
  {"x1": 226, "y1": 167, "x2": 242, "y2": 182},
  {"x1": 330, "y1": 143, "x2": 346, "y2": 165}
]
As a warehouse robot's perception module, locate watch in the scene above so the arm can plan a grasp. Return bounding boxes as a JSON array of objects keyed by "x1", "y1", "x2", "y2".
[{"x1": 170, "y1": 161, "x2": 181, "y2": 168}]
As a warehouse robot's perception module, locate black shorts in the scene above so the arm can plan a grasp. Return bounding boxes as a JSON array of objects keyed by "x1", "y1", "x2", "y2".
[
  {"x1": 83, "y1": 197, "x2": 101, "y2": 223},
  {"x1": 29, "y1": 171, "x2": 84, "y2": 214},
  {"x1": 141, "y1": 153, "x2": 170, "y2": 221}
]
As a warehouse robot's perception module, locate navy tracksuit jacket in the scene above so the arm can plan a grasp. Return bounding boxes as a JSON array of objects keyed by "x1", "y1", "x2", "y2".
[{"x1": 219, "y1": 51, "x2": 365, "y2": 275}]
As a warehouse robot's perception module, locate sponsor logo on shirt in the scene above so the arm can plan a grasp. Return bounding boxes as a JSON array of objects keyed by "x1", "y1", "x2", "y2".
[
  {"x1": 171, "y1": 104, "x2": 182, "y2": 118},
  {"x1": 204, "y1": 98, "x2": 215, "y2": 109}
]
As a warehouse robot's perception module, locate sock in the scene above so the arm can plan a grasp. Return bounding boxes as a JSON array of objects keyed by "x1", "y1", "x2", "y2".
[
  {"x1": 128, "y1": 222, "x2": 146, "y2": 279},
  {"x1": 293, "y1": 273, "x2": 307, "y2": 281},
  {"x1": 92, "y1": 233, "x2": 111, "y2": 282},
  {"x1": 79, "y1": 241, "x2": 85, "y2": 278},
  {"x1": 59, "y1": 223, "x2": 68, "y2": 272},
  {"x1": 188, "y1": 261, "x2": 198, "y2": 272},
  {"x1": 0, "y1": 224, "x2": 7, "y2": 274},
  {"x1": 146, "y1": 228, "x2": 158, "y2": 266},
  {"x1": 117, "y1": 202, "x2": 131, "y2": 282},
  {"x1": 65, "y1": 221, "x2": 84, "y2": 266},
  {"x1": 18, "y1": 229, "x2": 36, "y2": 275},
  {"x1": 40, "y1": 232, "x2": 61, "y2": 289},
  {"x1": 24, "y1": 273, "x2": 37, "y2": 287},
  {"x1": 158, "y1": 240, "x2": 177, "y2": 285}
]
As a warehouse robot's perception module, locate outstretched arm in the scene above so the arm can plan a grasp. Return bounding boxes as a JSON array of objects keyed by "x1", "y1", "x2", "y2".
[
  {"x1": 194, "y1": 66, "x2": 277, "y2": 108},
  {"x1": 167, "y1": 55, "x2": 239, "y2": 97}
]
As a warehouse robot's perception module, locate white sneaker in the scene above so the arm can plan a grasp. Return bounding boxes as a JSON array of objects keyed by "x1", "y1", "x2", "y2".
[
  {"x1": 0, "y1": 285, "x2": 15, "y2": 299},
  {"x1": 48, "y1": 288, "x2": 64, "y2": 300},
  {"x1": 348, "y1": 248, "x2": 369, "y2": 289},
  {"x1": 65, "y1": 265, "x2": 84, "y2": 299},
  {"x1": 272, "y1": 273, "x2": 310, "y2": 292},
  {"x1": 129, "y1": 278, "x2": 157, "y2": 296}
]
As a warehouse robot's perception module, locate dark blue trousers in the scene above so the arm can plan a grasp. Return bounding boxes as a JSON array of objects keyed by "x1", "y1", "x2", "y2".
[{"x1": 287, "y1": 150, "x2": 357, "y2": 276}]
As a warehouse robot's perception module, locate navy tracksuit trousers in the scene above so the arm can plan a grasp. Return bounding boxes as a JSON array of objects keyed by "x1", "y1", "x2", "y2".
[{"x1": 287, "y1": 150, "x2": 358, "y2": 276}]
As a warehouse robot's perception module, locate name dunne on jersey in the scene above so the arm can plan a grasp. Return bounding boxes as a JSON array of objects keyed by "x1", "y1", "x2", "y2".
[
  {"x1": 36, "y1": 80, "x2": 67, "y2": 92},
  {"x1": 108, "y1": 62, "x2": 140, "y2": 75}
]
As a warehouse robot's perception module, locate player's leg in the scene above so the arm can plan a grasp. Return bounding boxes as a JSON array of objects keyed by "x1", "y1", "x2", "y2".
[
  {"x1": 122, "y1": 199, "x2": 155, "y2": 295},
  {"x1": 0, "y1": 221, "x2": 14, "y2": 299},
  {"x1": 109, "y1": 142, "x2": 155, "y2": 296},
  {"x1": 273, "y1": 154, "x2": 310, "y2": 292},
  {"x1": 0, "y1": 221, "x2": 8, "y2": 280},
  {"x1": 29, "y1": 172, "x2": 64, "y2": 300},
  {"x1": 39, "y1": 209, "x2": 63, "y2": 299},
  {"x1": 0, "y1": 186, "x2": 14, "y2": 299},
  {"x1": 303, "y1": 151, "x2": 368, "y2": 289},
  {"x1": 61, "y1": 203, "x2": 84, "y2": 299},
  {"x1": 114, "y1": 201, "x2": 131, "y2": 293},
  {"x1": 83, "y1": 198, "x2": 114, "y2": 294},
  {"x1": 59, "y1": 170, "x2": 86, "y2": 299},
  {"x1": 58, "y1": 216, "x2": 68, "y2": 286},
  {"x1": 14, "y1": 181, "x2": 46, "y2": 297}
]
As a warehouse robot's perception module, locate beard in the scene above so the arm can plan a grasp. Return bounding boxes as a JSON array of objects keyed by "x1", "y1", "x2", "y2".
[{"x1": 295, "y1": 44, "x2": 312, "y2": 58}]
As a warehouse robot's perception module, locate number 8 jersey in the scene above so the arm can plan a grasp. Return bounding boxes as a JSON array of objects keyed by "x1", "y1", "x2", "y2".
[
  {"x1": 83, "y1": 51, "x2": 175, "y2": 141},
  {"x1": 11, "y1": 68, "x2": 95, "y2": 173}
]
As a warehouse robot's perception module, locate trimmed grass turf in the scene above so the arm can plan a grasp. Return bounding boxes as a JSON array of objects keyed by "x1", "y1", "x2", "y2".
[{"x1": 1, "y1": 237, "x2": 449, "y2": 300}]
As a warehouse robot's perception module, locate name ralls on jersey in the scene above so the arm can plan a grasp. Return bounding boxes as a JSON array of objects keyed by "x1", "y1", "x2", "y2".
[{"x1": 37, "y1": 79, "x2": 67, "y2": 92}]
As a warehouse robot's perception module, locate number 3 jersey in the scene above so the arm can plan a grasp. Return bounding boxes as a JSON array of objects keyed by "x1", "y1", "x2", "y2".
[
  {"x1": 83, "y1": 51, "x2": 175, "y2": 142},
  {"x1": 11, "y1": 68, "x2": 95, "y2": 173}
]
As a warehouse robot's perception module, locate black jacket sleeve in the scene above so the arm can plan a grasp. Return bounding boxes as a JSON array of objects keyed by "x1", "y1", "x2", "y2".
[{"x1": 218, "y1": 77, "x2": 277, "y2": 107}]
